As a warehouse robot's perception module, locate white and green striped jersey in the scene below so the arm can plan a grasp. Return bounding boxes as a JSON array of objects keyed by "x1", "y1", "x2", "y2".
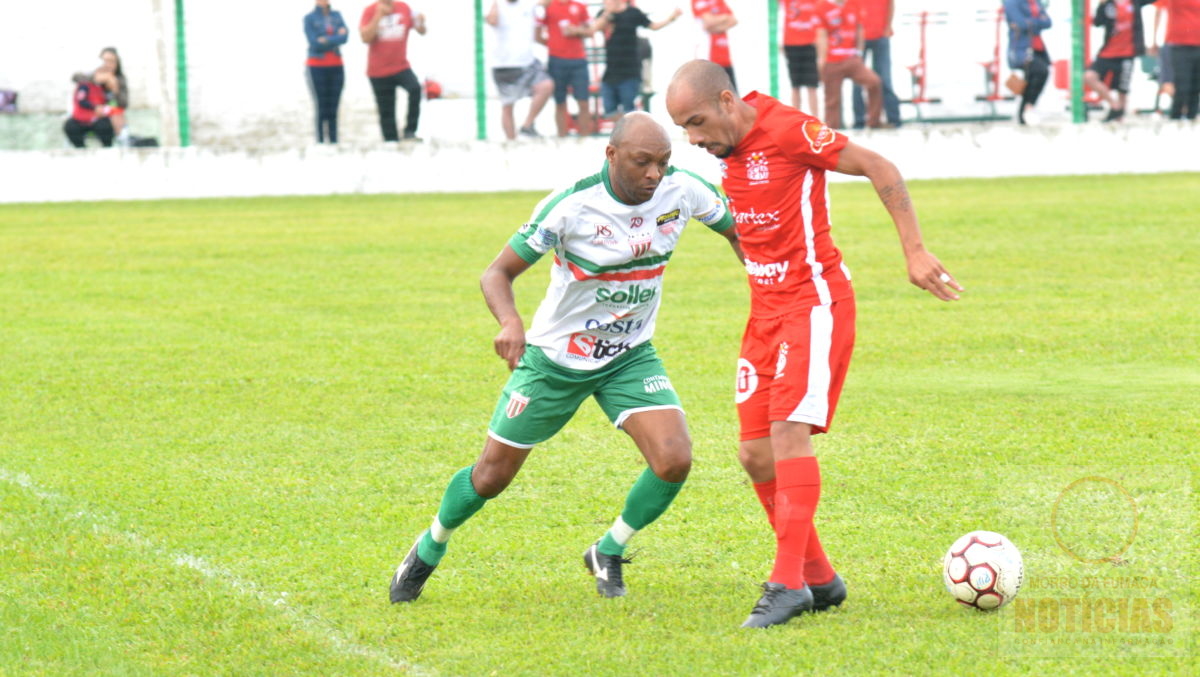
[{"x1": 508, "y1": 160, "x2": 733, "y2": 370}]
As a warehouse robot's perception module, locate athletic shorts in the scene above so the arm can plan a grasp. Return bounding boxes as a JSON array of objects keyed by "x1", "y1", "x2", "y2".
[
  {"x1": 735, "y1": 298, "x2": 856, "y2": 441},
  {"x1": 488, "y1": 342, "x2": 683, "y2": 449},
  {"x1": 548, "y1": 56, "x2": 591, "y2": 104},
  {"x1": 785, "y1": 44, "x2": 820, "y2": 89},
  {"x1": 1089, "y1": 56, "x2": 1134, "y2": 93},
  {"x1": 493, "y1": 60, "x2": 552, "y2": 105}
]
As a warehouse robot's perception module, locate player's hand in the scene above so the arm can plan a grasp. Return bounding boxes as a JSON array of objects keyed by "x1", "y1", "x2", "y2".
[
  {"x1": 494, "y1": 322, "x2": 527, "y2": 370},
  {"x1": 907, "y1": 250, "x2": 962, "y2": 301}
]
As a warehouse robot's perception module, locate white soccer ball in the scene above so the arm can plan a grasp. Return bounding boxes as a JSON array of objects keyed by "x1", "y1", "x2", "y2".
[{"x1": 942, "y1": 530, "x2": 1024, "y2": 611}]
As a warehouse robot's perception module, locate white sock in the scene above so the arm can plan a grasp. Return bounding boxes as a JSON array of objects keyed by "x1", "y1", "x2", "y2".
[
  {"x1": 608, "y1": 516, "x2": 637, "y2": 547},
  {"x1": 429, "y1": 516, "x2": 455, "y2": 544}
]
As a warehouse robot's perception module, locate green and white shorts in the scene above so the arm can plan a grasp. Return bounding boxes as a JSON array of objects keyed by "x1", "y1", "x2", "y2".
[{"x1": 487, "y1": 342, "x2": 683, "y2": 449}]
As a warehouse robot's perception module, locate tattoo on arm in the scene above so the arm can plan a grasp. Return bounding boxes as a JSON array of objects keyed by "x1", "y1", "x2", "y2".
[{"x1": 878, "y1": 180, "x2": 913, "y2": 213}]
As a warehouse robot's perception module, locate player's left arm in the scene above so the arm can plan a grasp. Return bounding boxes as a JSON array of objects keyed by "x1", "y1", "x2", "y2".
[{"x1": 834, "y1": 141, "x2": 962, "y2": 301}]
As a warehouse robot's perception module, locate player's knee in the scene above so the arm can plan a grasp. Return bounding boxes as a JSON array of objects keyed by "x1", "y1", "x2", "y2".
[
  {"x1": 470, "y1": 461, "x2": 517, "y2": 498},
  {"x1": 650, "y1": 434, "x2": 692, "y2": 483}
]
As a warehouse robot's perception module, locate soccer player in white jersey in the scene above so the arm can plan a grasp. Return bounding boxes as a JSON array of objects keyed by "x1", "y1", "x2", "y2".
[{"x1": 391, "y1": 113, "x2": 741, "y2": 603}]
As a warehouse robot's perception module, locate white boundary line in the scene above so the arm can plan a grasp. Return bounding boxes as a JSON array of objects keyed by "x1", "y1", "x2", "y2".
[{"x1": 0, "y1": 467, "x2": 429, "y2": 676}]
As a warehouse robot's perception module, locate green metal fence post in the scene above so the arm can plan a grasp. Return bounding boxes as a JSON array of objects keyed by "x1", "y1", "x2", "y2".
[
  {"x1": 768, "y1": 0, "x2": 780, "y2": 99},
  {"x1": 475, "y1": 0, "x2": 487, "y2": 140},
  {"x1": 175, "y1": 0, "x2": 190, "y2": 147}
]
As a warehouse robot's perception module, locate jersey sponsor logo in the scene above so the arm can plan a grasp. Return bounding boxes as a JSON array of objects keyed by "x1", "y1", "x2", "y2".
[
  {"x1": 656, "y1": 209, "x2": 681, "y2": 226},
  {"x1": 735, "y1": 357, "x2": 758, "y2": 404},
  {"x1": 592, "y1": 223, "x2": 619, "y2": 245},
  {"x1": 745, "y1": 258, "x2": 790, "y2": 285},
  {"x1": 584, "y1": 317, "x2": 645, "y2": 334},
  {"x1": 566, "y1": 332, "x2": 633, "y2": 360},
  {"x1": 802, "y1": 120, "x2": 836, "y2": 154},
  {"x1": 595, "y1": 223, "x2": 613, "y2": 237},
  {"x1": 628, "y1": 234, "x2": 652, "y2": 258},
  {"x1": 505, "y1": 391, "x2": 530, "y2": 419},
  {"x1": 734, "y1": 207, "x2": 781, "y2": 232},
  {"x1": 775, "y1": 342, "x2": 789, "y2": 379},
  {"x1": 595, "y1": 284, "x2": 657, "y2": 305},
  {"x1": 643, "y1": 375, "x2": 674, "y2": 394},
  {"x1": 746, "y1": 152, "x2": 770, "y2": 183},
  {"x1": 719, "y1": 161, "x2": 729, "y2": 179},
  {"x1": 630, "y1": 216, "x2": 644, "y2": 228}
]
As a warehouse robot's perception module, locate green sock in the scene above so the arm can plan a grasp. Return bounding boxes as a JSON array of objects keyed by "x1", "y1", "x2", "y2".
[
  {"x1": 598, "y1": 467, "x2": 684, "y2": 556},
  {"x1": 416, "y1": 465, "x2": 488, "y2": 565}
]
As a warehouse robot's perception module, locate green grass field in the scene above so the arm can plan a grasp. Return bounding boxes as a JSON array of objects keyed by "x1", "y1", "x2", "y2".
[{"x1": 1, "y1": 174, "x2": 1196, "y2": 675}]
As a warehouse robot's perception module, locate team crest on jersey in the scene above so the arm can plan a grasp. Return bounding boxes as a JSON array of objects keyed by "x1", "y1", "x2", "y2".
[
  {"x1": 628, "y1": 234, "x2": 652, "y2": 258},
  {"x1": 719, "y1": 161, "x2": 728, "y2": 179},
  {"x1": 505, "y1": 392, "x2": 530, "y2": 419},
  {"x1": 802, "y1": 120, "x2": 837, "y2": 154},
  {"x1": 746, "y1": 152, "x2": 770, "y2": 182}
]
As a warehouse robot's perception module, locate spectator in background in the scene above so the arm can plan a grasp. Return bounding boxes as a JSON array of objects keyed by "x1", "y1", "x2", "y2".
[
  {"x1": 1150, "y1": 0, "x2": 1176, "y2": 110},
  {"x1": 852, "y1": 0, "x2": 900, "y2": 128},
  {"x1": 489, "y1": 0, "x2": 554, "y2": 139},
  {"x1": 542, "y1": 0, "x2": 595, "y2": 136},
  {"x1": 1003, "y1": 0, "x2": 1052, "y2": 125},
  {"x1": 361, "y1": 0, "x2": 427, "y2": 142},
  {"x1": 1085, "y1": 1, "x2": 1157, "y2": 122},
  {"x1": 783, "y1": 0, "x2": 822, "y2": 116},
  {"x1": 590, "y1": 0, "x2": 682, "y2": 120},
  {"x1": 93, "y1": 48, "x2": 128, "y2": 141},
  {"x1": 1164, "y1": 0, "x2": 1200, "y2": 119},
  {"x1": 816, "y1": 0, "x2": 882, "y2": 129},
  {"x1": 305, "y1": 1, "x2": 349, "y2": 144},
  {"x1": 64, "y1": 71, "x2": 114, "y2": 148},
  {"x1": 692, "y1": 0, "x2": 738, "y2": 91}
]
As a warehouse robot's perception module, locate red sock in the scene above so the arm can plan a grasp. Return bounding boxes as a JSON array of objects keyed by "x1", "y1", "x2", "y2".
[
  {"x1": 768, "y1": 456, "x2": 820, "y2": 589},
  {"x1": 752, "y1": 479, "x2": 776, "y2": 528},
  {"x1": 804, "y1": 528, "x2": 836, "y2": 586}
]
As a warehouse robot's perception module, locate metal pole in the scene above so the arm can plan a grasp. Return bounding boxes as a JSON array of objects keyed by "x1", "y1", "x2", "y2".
[
  {"x1": 475, "y1": 0, "x2": 487, "y2": 140},
  {"x1": 175, "y1": 0, "x2": 190, "y2": 146},
  {"x1": 1071, "y1": 0, "x2": 1086, "y2": 123},
  {"x1": 768, "y1": 0, "x2": 780, "y2": 99}
]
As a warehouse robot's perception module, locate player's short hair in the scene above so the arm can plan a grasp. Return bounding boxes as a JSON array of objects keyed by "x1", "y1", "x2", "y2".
[{"x1": 669, "y1": 60, "x2": 733, "y2": 106}]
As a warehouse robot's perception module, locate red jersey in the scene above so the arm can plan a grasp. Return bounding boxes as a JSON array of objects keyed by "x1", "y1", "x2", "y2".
[
  {"x1": 1100, "y1": 0, "x2": 1137, "y2": 57},
  {"x1": 783, "y1": 0, "x2": 819, "y2": 46},
  {"x1": 693, "y1": 0, "x2": 734, "y2": 68},
  {"x1": 361, "y1": 1, "x2": 415, "y2": 77},
  {"x1": 70, "y1": 81, "x2": 108, "y2": 124},
  {"x1": 543, "y1": 0, "x2": 589, "y2": 59},
  {"x1": 816, "y1": 0, "x2": 864, "y2": 63},
  {"x1": 859, "y1": 0, "x2": 891, "y2": 42},
  {"x1": 1167, "y1": 0, "x2": 1200, "y2": 45},
  {"x1": 723, "y1": 93, "x2": 853, "y2": 316}
]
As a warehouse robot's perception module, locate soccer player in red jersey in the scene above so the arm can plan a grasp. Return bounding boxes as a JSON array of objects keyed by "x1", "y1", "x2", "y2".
[{"x1": 666, "y1": 60, "x2": 962, "y2": 628}]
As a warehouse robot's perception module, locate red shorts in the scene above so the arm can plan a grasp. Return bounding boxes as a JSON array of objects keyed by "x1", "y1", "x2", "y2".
[{"x1": 735, "y1": 297, "x2": 856, "y2": 441}]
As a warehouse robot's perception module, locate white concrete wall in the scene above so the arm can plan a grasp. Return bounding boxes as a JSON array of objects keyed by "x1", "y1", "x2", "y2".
[{"x1": 3, "y1": 119, "x2": 1196, "y2": 204}]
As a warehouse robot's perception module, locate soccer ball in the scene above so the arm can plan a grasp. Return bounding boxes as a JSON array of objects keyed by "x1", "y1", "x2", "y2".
[{"x1": 942, "y1": 530, "x2": 1024, "y2": 611}]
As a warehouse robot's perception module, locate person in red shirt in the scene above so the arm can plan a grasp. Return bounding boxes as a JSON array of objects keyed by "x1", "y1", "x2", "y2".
[
  {"x1": 1086, "y1": 1, "x2": 1157, "y2": 122},
  {"x1": 692, "y1": 0, "x2": 738, "y2": 91},
  {"x1": 542, "y1": 0, "x2": 595, "y2": 136},
  {"x1": 1165, "y1": 0, "x2": 1200, "y2": 119},
  {"x1": 360, "y1": 0, "x2": 427, "y2": 141},
  {"x1": 816, "y1": 0, "x2": 882, "y2": 129},
  {"x1": 783, "y1": 0, "x2": 821, "y2": 115},
  {"x1": 666, "y1": 59, "x2": 960, "y2": 629},
  {"x1": 64, "y1": 72, "x2": 114, "y2": 148},
  {"x1": 851, "y1": 0, "x2": 899, "y2": 128}
]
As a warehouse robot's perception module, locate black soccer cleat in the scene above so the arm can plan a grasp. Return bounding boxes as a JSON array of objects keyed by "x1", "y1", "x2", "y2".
[
  {"x1": 389, "y1": 535, "x2": 437, "y2": 603},
  {"x1": 741, "y1": 582, "x2": 814, "y2": 628},
  {"x1": 810, "y1": 573, "x2": 847, "y2": 611},
  {"x1": 582, "y1": 542, "x2": 631, "y2": 598}
]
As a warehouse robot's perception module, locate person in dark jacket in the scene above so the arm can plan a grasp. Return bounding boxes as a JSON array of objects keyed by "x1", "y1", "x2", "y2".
[
  {"x1": 1085, "y1": 0, "x2": 1157, "y2": 121},
  {"x1": 305, "y1": 0, "x2": 350, "y2": 143},
  {"x1": 1003, "y1": 0, "x2": 1052, "y2": 125}
]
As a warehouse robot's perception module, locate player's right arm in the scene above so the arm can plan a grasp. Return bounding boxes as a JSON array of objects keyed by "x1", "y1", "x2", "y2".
[
  {"x1": 481, "y1": 245, "x2": 535, "y2": 370},
  {"x1": 360, "y1": 4, "x2": 385, "y2": 43}
]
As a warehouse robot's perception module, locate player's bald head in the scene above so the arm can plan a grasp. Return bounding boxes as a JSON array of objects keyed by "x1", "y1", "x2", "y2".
[
  {"x1": 667, "y1": 59, "x2": 734, "y2": 109},
  {"x1": 608, "y1": 111, "x2": 670, "y2": 149}
]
